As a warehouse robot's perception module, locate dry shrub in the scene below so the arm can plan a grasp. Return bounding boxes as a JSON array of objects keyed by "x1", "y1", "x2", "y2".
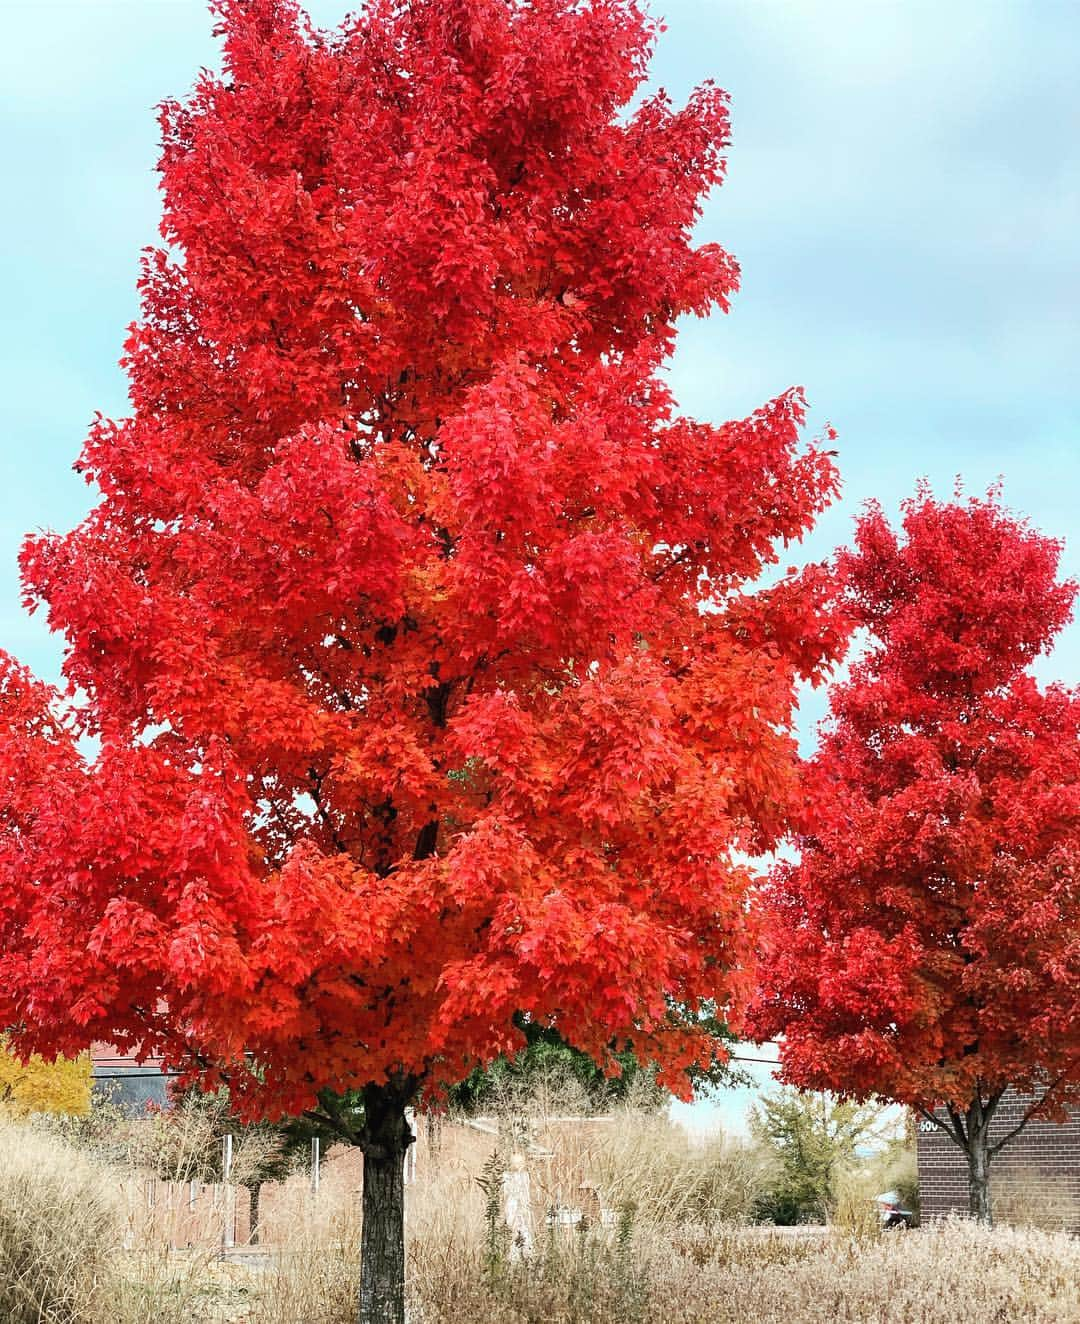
[
  {"x1": 34, "y1": 1094, "x2": 129, "y2": 1165},
  {"x1": 592, "y1": 1112, "x2": 775, "y2": 1228},
  {"x1": 126, "y1": 1091, "x2": 284, "y2": 1189},
  {"x1": 461, "y1": 1055, "x2": 598, "y2": 1122},
  {"x1": 407, "y1": 1218, "x2": 1080, "y2": 1324},
  {"x1": 829, "y1": 1170, "x2": 883, "y2": 1244},
  {"x1": 126, "y1": 1096, "x2": 224, "y2": 1186},
  {"x1": 246, "y1": 1187, "x2": 362, "y2": 1324},
  {"x1": 0, "y1": 1123, "x2": 118, "y2": 1324}
]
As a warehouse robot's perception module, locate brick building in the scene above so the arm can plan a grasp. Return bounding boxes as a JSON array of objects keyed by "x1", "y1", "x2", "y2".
[
  {"x1": 90, "y1": 1043, "x2": 171, "y2": 1115},
  {"x1": 916, "y1": 1091, "x2": 1080, "y2": 1231}
]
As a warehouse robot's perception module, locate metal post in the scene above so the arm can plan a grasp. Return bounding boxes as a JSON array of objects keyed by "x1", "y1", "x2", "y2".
[
  {"x1": 221, "y1": 1133, "x2": 235, "y2": 1251},
  {"x1": 405, "y1": 1106, "x2": 417, "y2": 1185}
]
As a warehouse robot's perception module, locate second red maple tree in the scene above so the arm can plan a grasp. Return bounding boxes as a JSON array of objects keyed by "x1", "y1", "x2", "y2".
[{"x1": 752, "y1": 488, "x2": 1080, "y2": 1224}]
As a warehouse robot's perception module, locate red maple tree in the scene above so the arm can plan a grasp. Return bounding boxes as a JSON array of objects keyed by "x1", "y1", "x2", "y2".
[
  {"x1": 751, "y1": 488, "x2": 1080, "y2": 1224},
  {"x1": 0, "y1": 1, "x2": 842, "y2": 1315}
]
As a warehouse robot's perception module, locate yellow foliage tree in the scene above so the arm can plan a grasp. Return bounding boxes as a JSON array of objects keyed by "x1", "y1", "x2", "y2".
[{"x1": 0, "y1": 1038, "x2": 91, "y2": 1116}]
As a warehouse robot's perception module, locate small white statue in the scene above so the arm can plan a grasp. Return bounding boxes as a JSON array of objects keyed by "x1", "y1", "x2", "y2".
[{"x1": 502, "y1": 1151, "x2": 533, "y2": 1260}]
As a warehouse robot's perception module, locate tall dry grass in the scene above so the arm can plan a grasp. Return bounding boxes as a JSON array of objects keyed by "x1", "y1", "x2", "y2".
[
  {"x1": 829, "y1": 1170, "x2": 884, "y2": 1244},
  {"x1": 0, "y1": 1123, "x2": 117, "y2": 1323},
  {"x1": 590, "y1": 1111, "x2": 776, "y2": 1229},
  {"x1": 6, "y1": 1119, "x2": 239, "y2": 1324},
  {"x1": 243, "y1": 1190, "x2": 362, "y2": 1324},
  {"x1": 8, "y1": 1100, "x2": 1080, "y2": 1324},
  {"x1": 444, "y1": 1060, "x2": 776, "y2": 1232},
  {"x1": 406, "y1": 1219, "x2": 1080, "y2": 1324},
  {"x1": 403, "y1": 1092, "x2": 1080, "y2": 1323}
]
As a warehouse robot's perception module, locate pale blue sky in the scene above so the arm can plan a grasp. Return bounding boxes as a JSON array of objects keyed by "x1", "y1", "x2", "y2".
[
  {"x1": 2, "y1": 1, "x2": 1078, "y2": 1131},
  {"x1": 1, "y1": 1, "x2": 1077, "y2": 689}
]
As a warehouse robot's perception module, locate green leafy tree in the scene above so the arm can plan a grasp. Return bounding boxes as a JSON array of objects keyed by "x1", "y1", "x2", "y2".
[
  {"x1": 750, "y1": 1089, "x2": 889, "y2": 1224},
  {"x1": 449, "y1": 1013, "x2": 749, "y2": 1115}
]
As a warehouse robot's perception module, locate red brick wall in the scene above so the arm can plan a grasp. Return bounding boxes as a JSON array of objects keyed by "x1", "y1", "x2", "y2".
[{"x1": 916, "y1": 1091, "x2": 1080, "y2": 1231}]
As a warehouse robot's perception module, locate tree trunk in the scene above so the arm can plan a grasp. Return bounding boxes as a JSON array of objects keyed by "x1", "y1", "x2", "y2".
[
  {"x1": 358, "y1": 1081, "x2": 414, "y2": 1324},
  {"x1": 248, "y1": 1181, "x2": 262, "y2": 1246},
  {"x1": 966, "y1": 1125, "x2": 992, "y2": 1225},
  {"x1": 964, "y1": 1097, "x2": 995, "y2": 1226}
]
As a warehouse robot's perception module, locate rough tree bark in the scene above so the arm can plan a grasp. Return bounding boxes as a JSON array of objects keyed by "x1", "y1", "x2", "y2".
[
  {"x1": 966, "y1": 1128, "x2": 992, "y2": 1225},
  {"x1": 357, "y1": 1080, "x2": 415, "y2": 1324},
  {"x1": 247, "y1": 1181, "x2": 262, "y2": 1246},
  {"x1": 958, "y1": 1094, "x2": 999, "y2": 1226}
]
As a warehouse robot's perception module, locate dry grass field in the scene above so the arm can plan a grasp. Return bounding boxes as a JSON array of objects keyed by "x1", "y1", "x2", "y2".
[{"x1": 3, "y1": 1116, "x2": 1078, "y2": 1324}]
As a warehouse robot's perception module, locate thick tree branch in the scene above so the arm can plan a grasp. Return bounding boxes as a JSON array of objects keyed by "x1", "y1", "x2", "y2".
[{"x1": 989, "y1": 1071, "x2": 1076, "y2": 1157}]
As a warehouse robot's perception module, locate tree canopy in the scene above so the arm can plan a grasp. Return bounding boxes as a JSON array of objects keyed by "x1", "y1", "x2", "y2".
[
  {"x1": 749, "y1": 1089, "x2": 889, "y2": 1225},
  {"x1": 0, "y1": 1039, "x2": 90, "y2": 1118},
  {"x1": 0, "y1": 0, "x2": 844, "y2": 1316},
  {"x1": 751, "y1": 488, "x2": 1080, "y2": 1222},
  {"x1": 0, "y1": 0, "x2": 840, "y2": 1121}
]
